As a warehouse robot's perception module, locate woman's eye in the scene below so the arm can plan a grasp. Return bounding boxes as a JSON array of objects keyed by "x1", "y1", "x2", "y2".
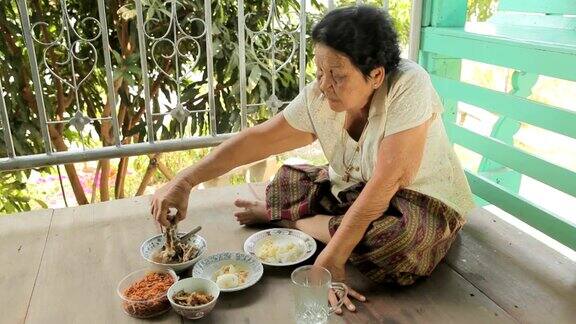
[{"x1": 334, "y1": 75, "x2": 345, "y2": 83}]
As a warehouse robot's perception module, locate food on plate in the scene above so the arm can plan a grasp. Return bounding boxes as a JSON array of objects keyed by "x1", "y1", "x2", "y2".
[
  {"x1": 152, "y1": 218, "x2": 199, "y2": 264},
  {"x1": 213, "y1": 264, "x2": 248, "y2": 289},
  {"x1": 122, "y1": 271, "x2": 174, "y2": 318},
  {"x1": 256, "y1": 238, "x2": 303, "y2": 263},
  {"x1": 216, "y1": 273, "x2": 239, "y2": 289},
  {"x1": 172, "y1": 290, "x2": 214, "y2": 307}
]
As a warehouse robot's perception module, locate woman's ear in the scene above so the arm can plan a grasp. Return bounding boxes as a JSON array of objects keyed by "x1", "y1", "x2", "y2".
[{"x1": 370, "y1": 67, "x2": 385, "y2": 89}]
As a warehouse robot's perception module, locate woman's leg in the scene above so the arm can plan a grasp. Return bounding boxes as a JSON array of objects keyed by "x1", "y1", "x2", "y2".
[
  {"x1": 292, "y1": 215, "x2": 332, "y2": 244},
  {"x1": 233, "y1": 198, "x2": 332, "y2": 244}
]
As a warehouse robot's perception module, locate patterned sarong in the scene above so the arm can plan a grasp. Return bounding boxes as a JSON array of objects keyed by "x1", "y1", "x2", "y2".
[{"x1": 265, "y1": 164, "x2": 465, "y2": 285}]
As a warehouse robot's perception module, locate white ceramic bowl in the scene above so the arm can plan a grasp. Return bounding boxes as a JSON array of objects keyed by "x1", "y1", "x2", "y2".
[
  {"x1": 167, "y1": 277, "x2": 220, "y2": 320},
  {"x1": 192, "y1": 252, "x2": 264, "y2": 292},
  {"x1": 117, "y1": 268, "x2": 178, "y2": 318},
  {"x1": 140, "y1": 232, "x2": 207, "y2": 273}
]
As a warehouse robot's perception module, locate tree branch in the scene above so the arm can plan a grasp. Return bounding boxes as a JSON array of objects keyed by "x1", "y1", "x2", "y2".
[
  {"x1": 136, "y1": 154, "x2": 160, "y2": 196},
  {"x1": 91, "y1": 161, "x2": 101, "y2": 203}
]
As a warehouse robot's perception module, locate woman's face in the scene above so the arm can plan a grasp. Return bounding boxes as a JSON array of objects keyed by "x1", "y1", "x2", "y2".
[{"x1": 314, "y1": 44, "x2": 383, "y2": 113}]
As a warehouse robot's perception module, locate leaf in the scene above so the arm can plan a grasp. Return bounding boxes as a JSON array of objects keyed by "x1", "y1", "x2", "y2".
[
  {"x1": 159, "y1": 8, "x2": 171, "y2": 17},
  {"x1": 125, "y1": 123, "x2": 146, "y2": 137},
  {"x1": 247, "y1": 65, "x2": 261, "y2": 92},
  {"x1": 224, "y1": 51, "x2": 238, "y2": 80},
  {"x1": 126, "y1": 53, "x2": 141, "y2": 65},
  {"x1": 33, "y1": 198, "x2": 48, "y2": 209},
  {"x1": 111, "y1": 49, "x2": 122, "y2": 65},
  {"x1": 127, "y1": 65, "x2": 142, "y2": 76},
  {"x1": 146, "y1": 8, "x2": 156, "y2": 20}
]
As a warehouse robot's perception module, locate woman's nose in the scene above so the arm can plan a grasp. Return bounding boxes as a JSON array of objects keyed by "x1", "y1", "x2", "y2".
[{"x1": 318, "y1": 76, "x2": 333, "y2": 95}]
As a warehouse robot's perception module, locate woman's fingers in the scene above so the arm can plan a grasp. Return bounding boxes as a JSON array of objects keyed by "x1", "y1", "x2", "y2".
[
  {"x1": 156, "y1": 203, "x2": 169, "y2": 227},
  {"x1": 328, "y1": 289, "x2": 342, "y2": 315},
  {"x1": 343, "y1": 296, "x2": 356, "y2": 312},
  {"x1": 150, "y1": 200, "x2": 157, "y2": 219},
  {"x1": 326, "y1": 286, "x2": 364, "y2": 315},
  {"x1": 348, "y1": 287, "x2": 367, "y2": 302},
  {"x1": 175, "y1": 206, "x2": 187, "y2": 221}
]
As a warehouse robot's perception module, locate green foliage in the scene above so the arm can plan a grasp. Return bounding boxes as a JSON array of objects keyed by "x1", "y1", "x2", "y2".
[
  {"x1": 0, "y1": 171, "x2": 41, "y2": 214},
  {"x1": 229, "y1": 173, "x2": 246, "y2": 185},
  {"x1": 468, "y1": 0, "x2": 496, "y2": 22},
  {"x1": 0, "y1": 0, "x2": 495, "y2": 213}
]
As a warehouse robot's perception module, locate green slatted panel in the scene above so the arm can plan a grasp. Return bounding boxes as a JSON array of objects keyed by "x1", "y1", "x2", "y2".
[
  {"x1": 445, "y1": 123, "x2": 576, "y2": 197},
  {"x1": 430, "y1": 75, "x2": 576, "y2": 139},
  {"x1": 421, "y1": 27, "x2": 576, "y2": 82},
  {"x1": 420, "y1": 0, "x2": 576, "y2": 250},
  {"x1": 498, "y1": 0, "x2": 576, "y2": 15},
  {"x1": 466, "y1": 171, "x2": 576, "y2": 250}
]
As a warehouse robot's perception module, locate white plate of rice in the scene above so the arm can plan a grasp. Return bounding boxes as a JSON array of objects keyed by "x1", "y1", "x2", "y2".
[{"x1": 243, "y1": 228, "x2": 317, "y2": 266}]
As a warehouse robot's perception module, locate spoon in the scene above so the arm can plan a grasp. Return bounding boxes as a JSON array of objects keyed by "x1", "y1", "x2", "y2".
[
  {"x1": 166, "y1": 208, "x2": 201, "y2": 241},
  {"x1": 179, "y1": 225, "x2": 202, "y2": 243}
]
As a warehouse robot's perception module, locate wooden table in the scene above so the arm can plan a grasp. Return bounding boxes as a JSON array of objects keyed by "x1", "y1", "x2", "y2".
[{"x1": 2, "y1": 184, "x2": 574, "y2": 323}]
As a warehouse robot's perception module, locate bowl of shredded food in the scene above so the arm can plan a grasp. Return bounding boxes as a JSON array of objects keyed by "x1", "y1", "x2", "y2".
[
  {"x1": 117, "y1": 268, "x2": 178, "y2": 318},
  {"x1": 167, "y1": 277, "x2": 220, "y2": 319},
  {"x1": 140, "y1": 230, "x2": 207, "y2": 273}
]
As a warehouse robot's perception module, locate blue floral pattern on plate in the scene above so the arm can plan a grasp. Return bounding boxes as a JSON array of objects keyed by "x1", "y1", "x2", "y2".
[{"x1": 192, "y1": 252, "x2": 264, "y2": 292}]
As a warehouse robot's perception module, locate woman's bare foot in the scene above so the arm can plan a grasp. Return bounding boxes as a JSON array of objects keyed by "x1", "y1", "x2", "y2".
[{"x1": 233, "y1": 198, "x2": 269, "y2": 225}]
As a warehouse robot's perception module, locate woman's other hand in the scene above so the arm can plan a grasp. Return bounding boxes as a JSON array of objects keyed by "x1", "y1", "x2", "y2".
[{"x1": 314, "y1": 249, "x2": 366, "y2": 315}]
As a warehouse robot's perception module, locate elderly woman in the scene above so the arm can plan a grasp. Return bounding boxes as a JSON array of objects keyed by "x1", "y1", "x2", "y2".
[{"x1": 151, "y1": 5, "x2": 474, "y2": 314}]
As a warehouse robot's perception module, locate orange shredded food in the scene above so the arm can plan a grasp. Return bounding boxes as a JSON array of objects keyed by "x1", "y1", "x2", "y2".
[{"x1": 122, "y1": 272, "x2": 175, "y2": 318}]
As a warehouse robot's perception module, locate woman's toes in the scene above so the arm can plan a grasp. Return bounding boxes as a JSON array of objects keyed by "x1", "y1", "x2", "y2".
[
  {"x1": 234, "y1": 198, "x2": 255, "y2": 208},
  {"x1": 234, "y1": 211, "x2": 247, "y2": 217},
  {"x1": 237, "y1": 218, "x2": 250, "y2": 226},
  {"x1": 233, "y1": 200, "x2": 268, "y2": 225}
]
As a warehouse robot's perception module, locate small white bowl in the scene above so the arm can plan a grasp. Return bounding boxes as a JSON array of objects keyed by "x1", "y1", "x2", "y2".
[
  {"x1": 168, "y1": 277, "x2": 220, "y2": 320},
  {"x1": 192, "y1": 252, "x2": 264, "y2": 292},
  {"x1": 140, "y1": 233, "x2": 207, "y2": 273}
]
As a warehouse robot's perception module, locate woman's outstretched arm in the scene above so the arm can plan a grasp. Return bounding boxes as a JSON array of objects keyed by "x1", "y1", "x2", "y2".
[{"x1": 151, "y1": 113, "x2": 315, "y2": 226}]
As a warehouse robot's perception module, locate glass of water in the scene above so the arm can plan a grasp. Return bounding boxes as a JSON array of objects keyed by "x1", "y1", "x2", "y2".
[{"x1": 291, "y1": 265, "x2": 348, "y2": 324}]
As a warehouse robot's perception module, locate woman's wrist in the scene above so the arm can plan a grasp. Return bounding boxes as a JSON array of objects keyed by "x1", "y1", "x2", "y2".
[
  {"x1": 324, "y1": 241, "x2": 351, "y2": 265},
  {"x1": 328, "y1": 222, "x2": 370, "y2": 264},
  {"x1": 174, "y1": 170, "x2": 196, "y2": 191}
]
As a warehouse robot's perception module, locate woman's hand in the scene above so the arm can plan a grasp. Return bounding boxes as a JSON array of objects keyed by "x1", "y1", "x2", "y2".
[
  {"x1": 150, "y1": 177, "x2": 193, "y2": 227},
  {"x1": 314, "y1": 249, "x2": 366, "y2": 315}
]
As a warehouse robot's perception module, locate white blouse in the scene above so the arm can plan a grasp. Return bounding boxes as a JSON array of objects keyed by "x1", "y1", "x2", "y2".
[{"x1": 282, "y1": 59, "x2": 475, "y2": 216}]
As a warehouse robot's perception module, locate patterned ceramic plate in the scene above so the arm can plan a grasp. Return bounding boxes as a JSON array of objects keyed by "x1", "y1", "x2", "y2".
[
  {"x1": 192, "y1": 252, "x2": 264, "y2": 292},
  {"x1": 243, "y1": 228, "x2": 317, "y2": 267}
]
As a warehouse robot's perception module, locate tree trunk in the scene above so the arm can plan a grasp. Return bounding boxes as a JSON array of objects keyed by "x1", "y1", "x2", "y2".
[
  {"x1": 48, "y1": 127, "x2": 88, "y2": 205},
  {"x1": 100, "y1": 160, "x2": 110, "y2": 201},
  {"x1": 115, "y1": 157, "x2": 129, "y2": 199},
  {"x1": 91, "y1": 162, "x2": 101, "y2": 203},
  {"x1": 157, "y1": 160, "x2": 174, "y2": 180},
  {"x1": 136, "y1": 154, "x2": 160, "y2": 196}
]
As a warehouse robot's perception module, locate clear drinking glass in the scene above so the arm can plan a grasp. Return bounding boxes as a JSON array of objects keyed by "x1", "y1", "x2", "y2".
[{"x1": 291, "y1": 265, "x2": 348, "y2": 324}]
